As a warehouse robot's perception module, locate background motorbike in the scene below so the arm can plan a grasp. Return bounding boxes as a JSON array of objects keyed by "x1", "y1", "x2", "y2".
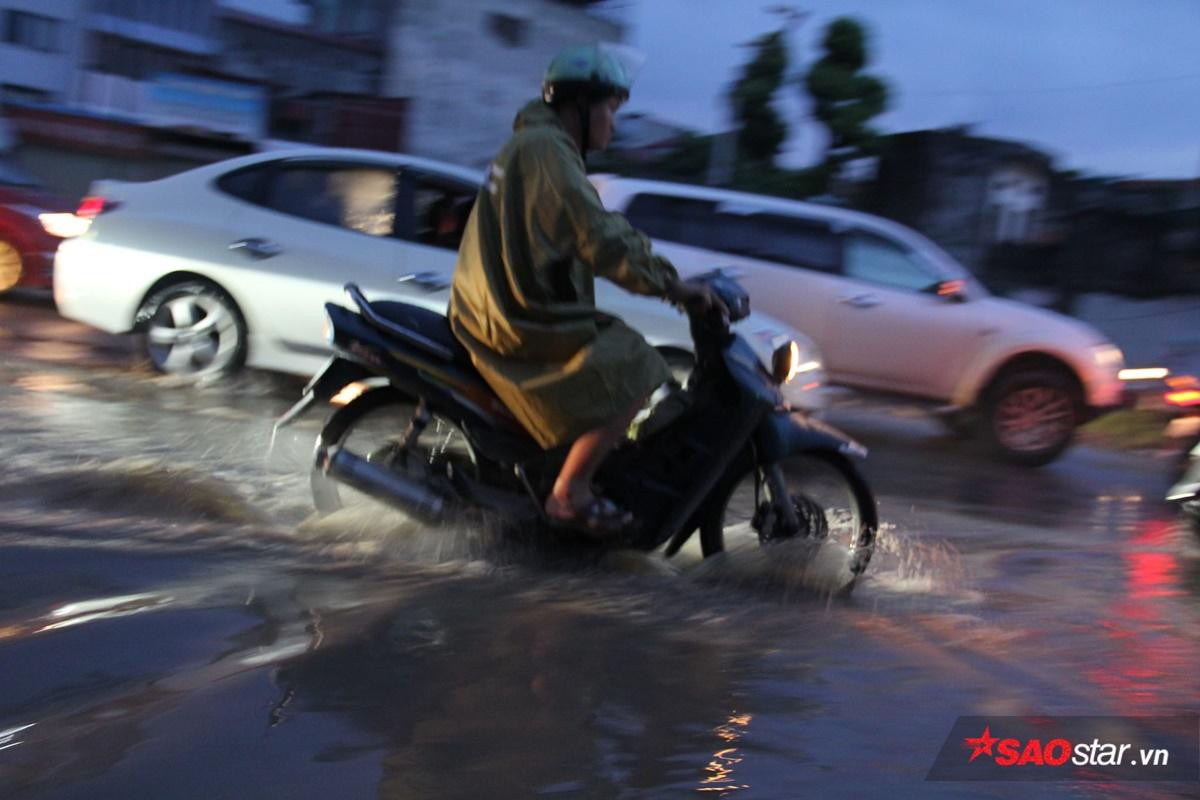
[
  {"x1": 276, "y1": 271, "x2": 878, "y2": 590},
  {"x1": 1167, "y1": 438, "x2": 1200, "y2": 535}
]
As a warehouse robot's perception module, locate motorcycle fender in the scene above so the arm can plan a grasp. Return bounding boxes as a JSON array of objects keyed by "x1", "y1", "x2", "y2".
[
  {"x1": 274, "y1": 357, "x2": 375, "y2": 430},
  {"x1": 754, "y1": 410, "x2": 868, "y2": 464},
  {"x1": 724, "y1": 336, "x2": 784, "y2": 408}
]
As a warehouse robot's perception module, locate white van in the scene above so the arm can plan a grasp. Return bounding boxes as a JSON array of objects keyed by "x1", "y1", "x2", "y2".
[{"x1": 592, "y1": 175, "x2": 1127, "y2": 465}]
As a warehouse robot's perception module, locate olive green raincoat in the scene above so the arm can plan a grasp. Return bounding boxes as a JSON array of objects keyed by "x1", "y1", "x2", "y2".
[{"x1": 448, "y1": 100, "x2": 679, "y2": 449}]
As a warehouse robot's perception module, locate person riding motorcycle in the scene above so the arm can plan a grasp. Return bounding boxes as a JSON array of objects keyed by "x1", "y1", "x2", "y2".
[{"x1": 448, "y1": 43, "x2": 724, "y2": 533}]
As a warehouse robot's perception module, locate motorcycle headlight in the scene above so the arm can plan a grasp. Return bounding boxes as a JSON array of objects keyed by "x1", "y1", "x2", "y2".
[
  {"x1": 322, "y1": 310, "x2": 334, "y2": 345},
  {"x1": 772, "y1": 340, "x2": 822, "y2": 384},
  {"x1": 772, "y1": 340, "x2": 798, "y2": 383}
]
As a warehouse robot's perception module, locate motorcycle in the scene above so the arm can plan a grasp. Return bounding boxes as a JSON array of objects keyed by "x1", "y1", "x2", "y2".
[
  {"x1": 1167, "y1": 438, "x2": 1200, "y2": 535},
  {"x1": 1163, "y1": 376, "x2": 1200, "y2": 535},
  {"x1": 274, "y1": 271, "x2": 878, "y2": 591}
]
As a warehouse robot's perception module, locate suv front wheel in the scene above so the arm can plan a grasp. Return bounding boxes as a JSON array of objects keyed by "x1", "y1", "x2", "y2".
[{"x1": 981, "y1": 367, "x2": 1080, "y2": 466}]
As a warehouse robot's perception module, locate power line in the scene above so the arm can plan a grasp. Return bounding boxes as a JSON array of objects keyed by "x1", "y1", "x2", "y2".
[{"x1": 902, "y1": 72, "x2": 1200, "y2": 98}]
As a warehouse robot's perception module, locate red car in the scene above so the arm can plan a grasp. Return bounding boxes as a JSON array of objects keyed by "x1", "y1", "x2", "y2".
[{"x1": 0, "y1": 160, "x2": 72, "y2": 292}]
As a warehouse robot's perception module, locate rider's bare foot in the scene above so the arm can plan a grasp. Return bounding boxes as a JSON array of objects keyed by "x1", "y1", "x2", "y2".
[{"x1": 545, "y1": 493, "x2": 633, "y2": 534}]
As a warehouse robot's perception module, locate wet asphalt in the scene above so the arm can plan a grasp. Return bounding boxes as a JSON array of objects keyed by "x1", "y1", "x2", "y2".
[{"x1": 1, "y1": 291, "x2": 1197, "y2": 799}]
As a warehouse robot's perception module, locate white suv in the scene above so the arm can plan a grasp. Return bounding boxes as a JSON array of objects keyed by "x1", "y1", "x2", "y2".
[
  {"x1": 592, "y1": 176, "x2": 1127, "y2": 465},
  {"x1": 51, "y1": 148, "x2": 825, "y2": 410}
]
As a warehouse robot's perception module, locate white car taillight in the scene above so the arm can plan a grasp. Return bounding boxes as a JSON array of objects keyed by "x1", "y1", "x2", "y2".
[{"x1": 38, "y1": 195, "x2": 120, "y2": 239}]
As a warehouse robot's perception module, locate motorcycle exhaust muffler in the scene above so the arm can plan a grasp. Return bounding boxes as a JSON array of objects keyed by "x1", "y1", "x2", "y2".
[{"x1": 322, "y1": 446, "x2": 447, "y2": 523}]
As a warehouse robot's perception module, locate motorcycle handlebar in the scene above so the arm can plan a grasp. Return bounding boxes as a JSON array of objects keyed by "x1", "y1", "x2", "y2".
[{"x1": 677, "y1": 269, "x2": 750, "y2": 325}]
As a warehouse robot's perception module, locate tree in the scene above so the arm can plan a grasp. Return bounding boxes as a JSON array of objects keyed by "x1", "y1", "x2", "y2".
[
  {"x1": 804, "y1": 18, "x2": 889, "y2": 188},
  {"x1": 732, "y1": 30, "x2": 789, "y2": 166}
]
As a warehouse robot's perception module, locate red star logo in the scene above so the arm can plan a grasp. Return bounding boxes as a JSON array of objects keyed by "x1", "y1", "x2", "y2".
[{"x1": 964, "y1": 725, "x2": 1000, "y2": 763}]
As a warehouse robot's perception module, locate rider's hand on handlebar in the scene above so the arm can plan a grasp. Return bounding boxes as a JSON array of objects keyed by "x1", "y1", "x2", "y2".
[{"x1": 667, "y1": 278, "x2": 730, "y2": 323}]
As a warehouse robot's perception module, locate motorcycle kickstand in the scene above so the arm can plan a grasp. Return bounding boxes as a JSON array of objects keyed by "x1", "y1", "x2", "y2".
[
  {"x1": 400, "y1": 400, "x2": 431, "y2": 449},
  {"x1": 514, "y1": 463, "x2": 553, "y2": 525}
]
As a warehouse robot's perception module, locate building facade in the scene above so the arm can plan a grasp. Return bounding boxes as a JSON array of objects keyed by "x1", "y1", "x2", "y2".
[
  {"x1": 1, "y1": 0, "x2": 256, "y2": 193},
  {"x1": 0, "y1": 1, "x2": 85, "y2": 105},
  {"x1": 0, "y1": 0, "x2": 624, "y2": 193},
  {"x1": 384, "y1": 0, "x2": 621, "y2": 167},
  {"x1": 867, "y1": 127, "x2": 1200, "y2": 302},
  {"x1": 867, "y1": 127, "x2": 1056, "y2": 273}
]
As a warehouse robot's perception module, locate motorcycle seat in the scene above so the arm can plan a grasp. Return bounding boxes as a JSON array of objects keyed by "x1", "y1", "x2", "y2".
[
  {"x1": 368, "y1": 300, "x2": 473, "y2": 367},
  {"x1": 347, "y1": 289, "x2": 542, "y2": 452}
]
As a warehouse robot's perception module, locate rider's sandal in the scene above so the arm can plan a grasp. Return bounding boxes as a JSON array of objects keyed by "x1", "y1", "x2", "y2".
[{"x1": 546, "y1": 496, "x2": 634, "y2": 537}]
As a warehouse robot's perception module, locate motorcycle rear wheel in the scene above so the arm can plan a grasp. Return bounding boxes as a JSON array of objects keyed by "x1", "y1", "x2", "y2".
[
  {"x1": 310, "y1": 387, "x2": 476, "y2": 515},
  {"x1": 700, "y1": 452, "x2": 876, "y2": 576}
]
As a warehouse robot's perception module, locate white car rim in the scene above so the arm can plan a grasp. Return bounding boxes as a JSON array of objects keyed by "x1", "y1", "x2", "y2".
[
  {"x1": 146, "y1": 292, "x2": 240, "y2": 375},
  {"x1": 993, "y1": 386, "x2": 1073, "y2": 452},
  {"x1": 0, "y1": 241, "x2": 22, "y2": 291}
]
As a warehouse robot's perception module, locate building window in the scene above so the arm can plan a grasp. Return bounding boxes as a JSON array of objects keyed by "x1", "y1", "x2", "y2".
[
  {"x1": 93, "y1": 0, "x2": 209, "y2": 34},
  {"x1": 1, "y1": 83, "x2": 50, "y2": 104},
  {"x1": 486, "y1": 13, "x2": 528, "y2": 47},
  {"x1": 4, "y1": 11, "x2": 60, "y2": 53},
  {"x1": 89, "y1": 33, "x2": 203, "y2": 80},
  {"x1": 988, "y1": 166, "x2": 1047, "y2": 243}
]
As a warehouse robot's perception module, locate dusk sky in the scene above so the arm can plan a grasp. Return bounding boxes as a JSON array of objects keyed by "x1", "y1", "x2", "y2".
[
  {"x1": 608, "y1": 0, "x2": 1200, "y2": 179},
  {"x1": 225, "y1": 0, "x2": 1200, "y2": 179}
]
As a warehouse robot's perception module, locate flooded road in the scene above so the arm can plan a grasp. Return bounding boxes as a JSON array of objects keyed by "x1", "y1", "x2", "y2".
[{"x1": 2, "y1": 294, "x2": 1198, "y2": 799}]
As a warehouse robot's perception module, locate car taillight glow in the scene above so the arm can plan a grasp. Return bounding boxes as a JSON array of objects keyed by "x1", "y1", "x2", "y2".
[
  {"x1": 38, "y1": 195, "x2": 119, "y2": 239},
  {"x1": 76, "y1": 195, "x2": 114, "y2": 219},
  {"x1": 1166, "y1": 390, "x2": 1200, "y2": 408},
  {"x1": 38, "y1": 213, "x2": 90, "y2": 238},
  {"x1": 1165, "y1": 375, "x2": 1200, "y2": 407}
]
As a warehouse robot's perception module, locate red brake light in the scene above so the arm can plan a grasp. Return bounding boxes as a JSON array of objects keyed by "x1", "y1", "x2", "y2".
[
  {"x1": 1165, "y1": 375, "x2": 1200, "y2": 408},
  {"x1": 76, "y1": 195, "x2": 118, "y2": 218}
]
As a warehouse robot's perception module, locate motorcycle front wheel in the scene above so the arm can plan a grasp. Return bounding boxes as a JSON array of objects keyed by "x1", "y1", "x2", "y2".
[
  {"x1": 700, "y1": 452, "x2": 877, "y2": 577},
  {"x1": 310, "y1": 387, "x2": 476, "y2": 515}
]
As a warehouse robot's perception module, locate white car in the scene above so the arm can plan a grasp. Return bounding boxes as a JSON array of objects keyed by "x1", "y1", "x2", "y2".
[
  {"x1": 52, "y1": 147, "x2": 825, "y2": 410},
  {"x1": 591, "y1": 176, "x2": 1127, "y2": 465}
]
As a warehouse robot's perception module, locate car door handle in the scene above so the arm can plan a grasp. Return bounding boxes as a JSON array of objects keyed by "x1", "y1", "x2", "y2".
[
  {"x1": 398, "y1": 271, "x2": 451, "y2": 292},
  {"x1": 838, "y1": 293, "x2": 880, "y2": 309},
  {"x1": 229, "y1": 237, "x2": 282, "y2": 259}
]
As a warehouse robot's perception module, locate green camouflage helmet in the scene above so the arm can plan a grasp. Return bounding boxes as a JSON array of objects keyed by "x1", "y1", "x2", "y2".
[{"x1": 542, "y1": 43, "x2": 640, "y2": 105}]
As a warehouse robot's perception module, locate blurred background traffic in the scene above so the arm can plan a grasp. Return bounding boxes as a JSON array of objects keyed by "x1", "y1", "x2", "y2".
[{"x1": 0, "y1": 0, "x2": 1197, "y2": 454}]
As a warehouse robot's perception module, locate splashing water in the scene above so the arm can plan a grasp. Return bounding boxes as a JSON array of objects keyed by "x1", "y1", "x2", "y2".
[{"x1": 860, "y1": 520, "x2": 974, "y2": 601}]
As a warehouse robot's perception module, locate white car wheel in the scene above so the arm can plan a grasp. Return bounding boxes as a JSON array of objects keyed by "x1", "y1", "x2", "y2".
[{"x1": 139, "y1": 281, "x2": 247, "y2": 377}]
